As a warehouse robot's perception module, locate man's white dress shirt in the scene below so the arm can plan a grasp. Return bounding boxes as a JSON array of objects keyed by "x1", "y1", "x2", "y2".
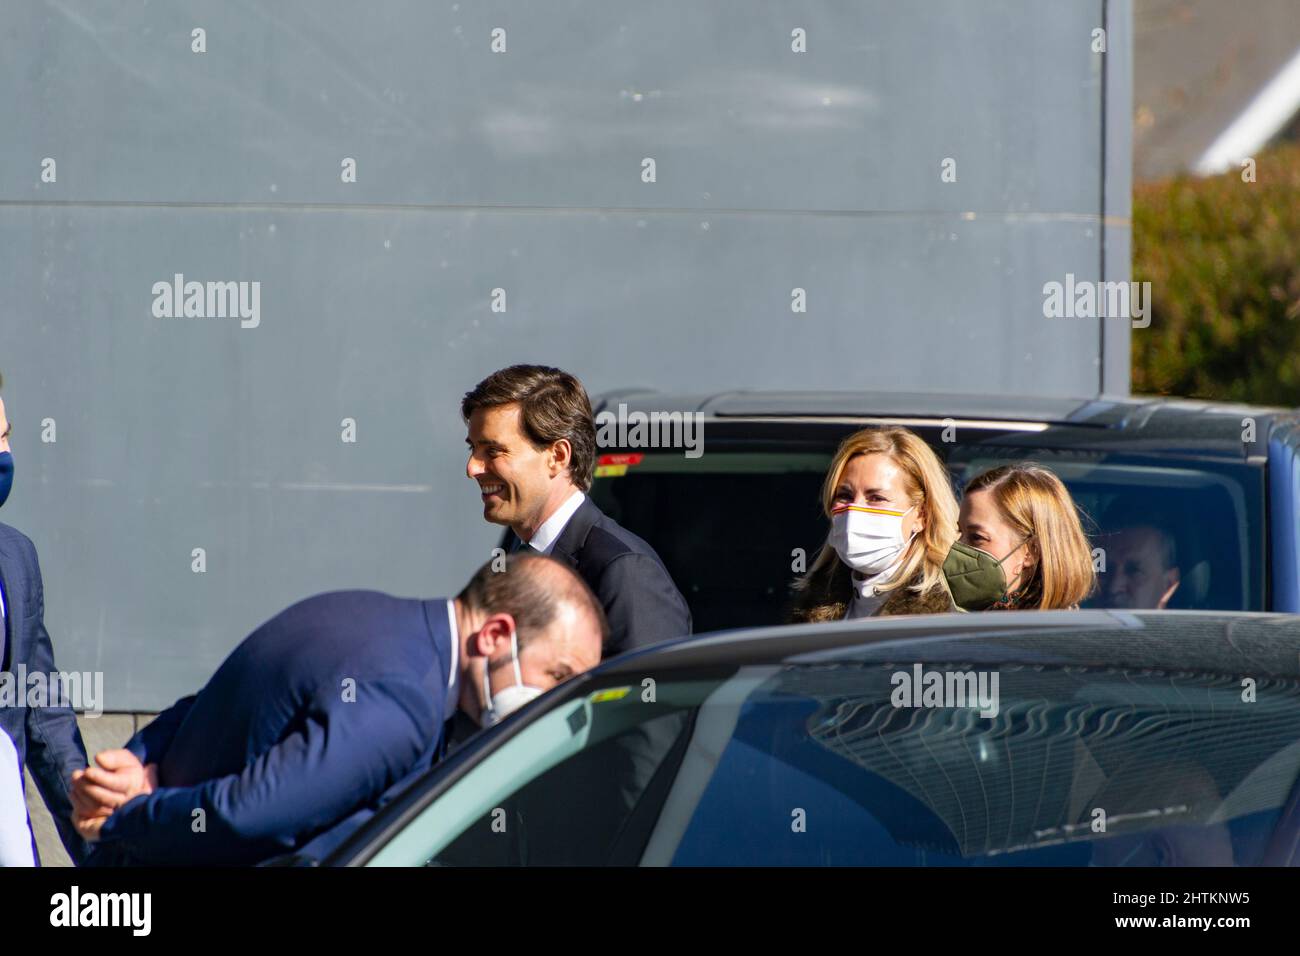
[{"x1": 525, "y1": 490, "x2": 586, "y2": 556}]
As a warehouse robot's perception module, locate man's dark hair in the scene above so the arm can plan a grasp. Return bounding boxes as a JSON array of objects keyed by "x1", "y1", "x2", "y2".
[
  {"x1": 457, "y1": 552, "x2": 608, "y2": 648},
  {"x1": 1101, "y1": 500, "x2": 1179, "y2": 571},
  {"x1": 461, "y1": 365, "x2": 597, "y2": 491}
]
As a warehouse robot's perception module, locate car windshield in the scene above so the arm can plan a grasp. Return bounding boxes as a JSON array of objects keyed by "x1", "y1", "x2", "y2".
[
  {"x1": 367, "y1": 624, "x2": 1300, "y2": 866},
  {"x1": 587, "y1": 442, "x2": 1266, "y2": 629}
]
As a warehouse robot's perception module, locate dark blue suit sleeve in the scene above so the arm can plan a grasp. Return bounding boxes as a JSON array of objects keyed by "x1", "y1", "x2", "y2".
[
  {"x1": 95, "y1": 679, "x2": 434, "y2": 865},
  {"x1": 122, "y1": 695, "x2": 198, "y2": 766},
  {"x1": 18, "y1": 536, "x2": 89, "y2": 864},
  {"x1": 599, "y1": 553, "x2": 693, "y2": 654}
]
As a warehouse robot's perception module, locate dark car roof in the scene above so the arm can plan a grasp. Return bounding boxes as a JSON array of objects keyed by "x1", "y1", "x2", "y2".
[
  {"x1": 592, "y1": 389, "x2": 1299, "y2": 461},
  {"x1": 599, "y1": 610, "x2": 1300, "y2": 681}
]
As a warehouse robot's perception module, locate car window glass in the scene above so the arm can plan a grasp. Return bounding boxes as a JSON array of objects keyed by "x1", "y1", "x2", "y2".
[
  {"x1": 588, "y1": 445, "x2": 1265, "y2": 623},
  {"x1": 376, "y1": 641, "x2": 1300, "y2": 866}
]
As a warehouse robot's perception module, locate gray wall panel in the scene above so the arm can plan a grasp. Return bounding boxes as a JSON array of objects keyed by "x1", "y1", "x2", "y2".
[
  {"x1": 5, "y1": 0, "x2": 1103, "y2": 212},
  {"x1": 1102, "y1": 0, "x2": 1134, "y2": 394},
  {"x1": 5, "y1": 206, "x2": 1118, "y2": 708},
  {"x1": 0, "y1": 1, "x2": 1130, "y2": 709}
]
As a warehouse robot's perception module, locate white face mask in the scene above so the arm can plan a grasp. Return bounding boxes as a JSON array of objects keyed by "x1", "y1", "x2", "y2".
[
  {"x1": 480, "y1": 631, "x2": 544, "y2": 727},
  {"x1": 829, "y1": 503, "x2": 918, "y2": 576}
]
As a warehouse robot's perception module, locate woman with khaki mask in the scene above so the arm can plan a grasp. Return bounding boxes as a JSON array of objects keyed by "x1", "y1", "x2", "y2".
[
  {"x1": 790, "y1": 427, "x2": 960, "y2": 622},
  {"x1": 955, "y1": 463, "x2": 1096, "y2": 610}
]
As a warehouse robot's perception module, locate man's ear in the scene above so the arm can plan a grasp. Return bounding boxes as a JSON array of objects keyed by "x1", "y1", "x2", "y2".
[
  {"x1": 473, "y1": 612, "x2": 516, "y2": 657},
  {"x1": 548, "y1": 438, "x2": 573, "y2": 477}
]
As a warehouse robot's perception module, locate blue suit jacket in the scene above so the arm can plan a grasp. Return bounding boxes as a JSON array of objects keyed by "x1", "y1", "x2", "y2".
[
  {"x1": 0, "y1": 522, "x2": 89, "y2": 865},
  {"x1": 88, "y1": 590, "x2": 456, "y2": 866}
]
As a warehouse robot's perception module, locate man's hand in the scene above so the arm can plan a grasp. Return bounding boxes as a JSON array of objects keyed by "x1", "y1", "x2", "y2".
[
  {"x1": 70, "y1": 750, "x2": 158, "y2": 843},
  {"x1": 72, "y1": 811, "x2": 109, "y2": 843}
]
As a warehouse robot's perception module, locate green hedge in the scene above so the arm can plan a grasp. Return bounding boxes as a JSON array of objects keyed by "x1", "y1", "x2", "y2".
[{"x1": 1132, "y1": 143, "x2": 1300, "y2": 404}]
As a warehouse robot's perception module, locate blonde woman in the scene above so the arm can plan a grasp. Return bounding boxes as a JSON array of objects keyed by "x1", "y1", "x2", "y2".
[
  {"x1": 957, "y1": 463, "x2": 1096, "y2": 609},
  {"x1": 790, "y1": 427, "x2": 960, "y2": 622}
]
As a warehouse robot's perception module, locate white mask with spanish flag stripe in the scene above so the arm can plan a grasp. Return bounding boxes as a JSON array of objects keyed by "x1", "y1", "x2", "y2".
[{"x1": 829, "y1": 503, "x2": 918, "y2": 576}]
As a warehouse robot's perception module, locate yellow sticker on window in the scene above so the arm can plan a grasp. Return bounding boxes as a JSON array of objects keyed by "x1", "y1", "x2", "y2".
[{"x1": 589, "y1": 687, "x2": 631, "y2": 704}]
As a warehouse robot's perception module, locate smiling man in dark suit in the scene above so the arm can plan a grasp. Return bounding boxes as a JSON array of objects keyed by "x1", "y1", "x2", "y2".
[
  {"x1": 0, "y1": 374, "x2": 90, "y2": 865},
  {"x1": 463, "y1": 365, "x2": 692, "y2": 656},
  {"x1": 461, "y1": 367, "x2": 692, "y2": 845}
]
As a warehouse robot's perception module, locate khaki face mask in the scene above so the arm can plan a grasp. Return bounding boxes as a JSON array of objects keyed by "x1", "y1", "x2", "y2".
[{"x1": 943, "y1": 539, "x2": 1028, "y2": 611}]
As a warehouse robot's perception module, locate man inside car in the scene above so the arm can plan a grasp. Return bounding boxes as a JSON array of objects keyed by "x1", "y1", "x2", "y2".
[{"x1": 1100, "y1": 513, "x2": 1181, "y2": 610}]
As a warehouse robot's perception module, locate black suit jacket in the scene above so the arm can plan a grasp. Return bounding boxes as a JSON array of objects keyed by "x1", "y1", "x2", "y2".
[
  {"x1": 510, "y1": 497, "x2": 691, "y2": 656},
  {"x1": 0, "y1": 522, "x2": 89, "y2": 865},
  {"x1": 493, "y1": 500, "x2": 693, "y2": 860}
]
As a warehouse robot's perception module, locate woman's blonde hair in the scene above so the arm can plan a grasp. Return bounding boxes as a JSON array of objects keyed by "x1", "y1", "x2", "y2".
[
  {"x1": 794, "y1": 427, "x2": 958, "y2": 605},
  {"x1": 963, "y1": 463, "x2": 1096, "y2": 609}
]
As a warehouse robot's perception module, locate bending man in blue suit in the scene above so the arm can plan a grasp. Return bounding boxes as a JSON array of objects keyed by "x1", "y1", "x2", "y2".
[
  {"x1": 71, "y1": 553, "x2": 605, "y2": 865},
  {"x1": 0, "y1": 376, "x2": 90, "y2": 865}
]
